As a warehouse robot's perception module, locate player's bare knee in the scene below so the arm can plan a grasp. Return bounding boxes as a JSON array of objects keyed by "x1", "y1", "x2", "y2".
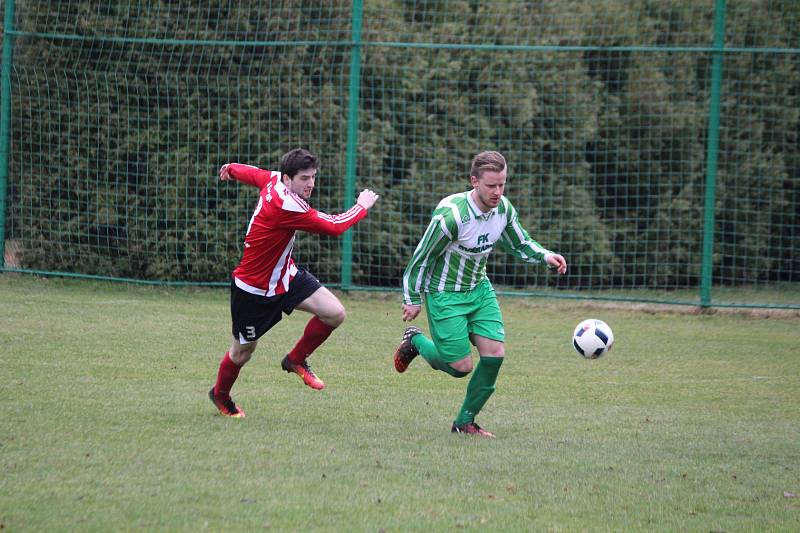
[
  {"x1": 450, "y1": 357, "x2": 473, "y2": 374},
  {"x1": 230, "y1": 352, "x2": 250, "y2": 366},
  {"x1": 230, "y1": 343, "x2": 257, "y2": 366},
  {"x1": 322, "y1": 304, "x2": 346, "y2": 327}
]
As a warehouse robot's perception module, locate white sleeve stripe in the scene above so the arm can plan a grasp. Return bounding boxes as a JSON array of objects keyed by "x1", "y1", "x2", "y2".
[
  {"x1": 502, "y1": 219, "x2": 550, "y2": 261},
  {"x1": 420, "y1": 232, "x2": 448, "y2": 292},
  {"x1": 513, "y1": 219, "x2": 549, "y2": 254},
  {"x1": 436, "y1": 215, "x2": 452, "y2": 239},
  {"x1": 407, "y1": 217, "x2": 446, "y2": 267},
  {"x1": 317, "y1": 205, "x2": 363, "y2": 223},
  {"x1": 402, "y1": 227, "x2": 447, "y2": 297}
]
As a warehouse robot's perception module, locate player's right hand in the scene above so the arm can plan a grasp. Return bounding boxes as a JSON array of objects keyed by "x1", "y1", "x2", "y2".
[
  {"x1": 402, "y1": 304, "x2": 421, "y2": 322},
  {"x1": 219, "y1": 164, "x2": 233, "y2": 181},
  {"x1": 356, "y1": 189, "x2": 379, "y2": 210}
]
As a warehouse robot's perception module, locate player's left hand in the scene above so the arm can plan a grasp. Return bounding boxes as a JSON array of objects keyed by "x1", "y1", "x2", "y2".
[
  {"x1": 547, "y1": 254, "x2": 567, "y2": 274},
  {"x1": 356, "y1": 189, "x2": 380, "y2": 209}
]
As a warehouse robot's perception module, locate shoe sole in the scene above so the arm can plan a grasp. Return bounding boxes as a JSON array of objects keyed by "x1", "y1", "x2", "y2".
[
  {"x1": 394, "y1": 349, "x2": 409, "y2": 373},
  {"x1": 299, "y1": 376, "x2": 325, "y2": 390},
  {"x1": 451, "y1": 425, "x2": 495, "y2": 438}
]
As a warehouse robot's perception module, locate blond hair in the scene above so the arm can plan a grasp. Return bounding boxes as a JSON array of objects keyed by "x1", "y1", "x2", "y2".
[{"x1": 469, "y1": 151, "x2": 506, "y2": 179}]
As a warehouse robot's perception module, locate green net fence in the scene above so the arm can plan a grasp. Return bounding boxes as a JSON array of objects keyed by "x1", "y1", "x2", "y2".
[{"x1": 1, "y1": 0, "x2": 798, "y2": 309}]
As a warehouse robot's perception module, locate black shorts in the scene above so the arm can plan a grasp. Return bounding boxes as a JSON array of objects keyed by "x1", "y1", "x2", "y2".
[{"x1": 230, "y1": 269, "x2": 323, "y2": 343}]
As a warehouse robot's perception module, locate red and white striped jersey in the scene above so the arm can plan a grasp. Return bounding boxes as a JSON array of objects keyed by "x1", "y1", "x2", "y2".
[{"x1": 227, "y1": 163, "x2": 368, "y2": 297}]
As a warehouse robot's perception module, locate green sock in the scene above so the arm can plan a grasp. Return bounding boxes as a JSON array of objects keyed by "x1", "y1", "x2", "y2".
[
  {"x1": 454, "y1": 356, "x2": 504, "y2": 426},
  {"x1": 412, "y1": 334, "x2": 469, "y2": 378}
]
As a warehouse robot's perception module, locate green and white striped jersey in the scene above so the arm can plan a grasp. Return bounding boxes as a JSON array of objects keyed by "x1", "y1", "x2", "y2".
[{"x1": 402, "y1": 191, "x2": 554, "y2": 305}]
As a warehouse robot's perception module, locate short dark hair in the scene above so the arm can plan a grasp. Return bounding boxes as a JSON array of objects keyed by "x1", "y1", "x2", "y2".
[
  {"x1": 470, "y1": 151, "x2": 506, "y2": 179},
  {"x1": 280, "y1": 148, "x2": 319, "y2": 178}
]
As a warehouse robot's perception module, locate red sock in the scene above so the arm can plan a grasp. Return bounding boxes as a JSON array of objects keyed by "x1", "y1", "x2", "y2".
[
  {"x1": 287, "y1": 316, "x2": 336, "y2": 364},
  {"x1": 214, "y1": 352, "x2": 242, "y2": 402}
]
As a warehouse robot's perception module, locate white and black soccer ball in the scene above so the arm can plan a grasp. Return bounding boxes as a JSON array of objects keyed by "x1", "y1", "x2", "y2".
[{"x1": 572, "y1": 319, "x2": 614, "y2": 359}]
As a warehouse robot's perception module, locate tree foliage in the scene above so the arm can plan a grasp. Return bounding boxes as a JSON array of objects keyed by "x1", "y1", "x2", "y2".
[{"x1": 5, "y1": 0, "x2": 799, "y2": 290}]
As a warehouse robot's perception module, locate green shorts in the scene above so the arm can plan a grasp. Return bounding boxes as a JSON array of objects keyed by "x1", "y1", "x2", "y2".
[{"x1": 423, "y1": 279, "x2": 505, "y2": 363}]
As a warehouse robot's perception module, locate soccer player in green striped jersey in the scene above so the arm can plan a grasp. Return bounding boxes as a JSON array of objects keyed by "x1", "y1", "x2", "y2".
[{"x1": 394, "y1": 151, "x2": 567, "y2": 438}]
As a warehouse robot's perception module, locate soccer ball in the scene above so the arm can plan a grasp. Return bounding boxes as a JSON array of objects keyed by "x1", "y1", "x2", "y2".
[{"x1": 572, "y1": 319, "x2": 614, "y2": 359}]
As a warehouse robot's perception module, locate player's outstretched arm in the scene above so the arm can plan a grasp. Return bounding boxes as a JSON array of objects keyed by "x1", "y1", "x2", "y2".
[
  {"x1": 289, "y1": 189, "x2": 379, "y2": 236},
  {"x1": 218, "y1": 163, "x2": 272, "y2": 188}
]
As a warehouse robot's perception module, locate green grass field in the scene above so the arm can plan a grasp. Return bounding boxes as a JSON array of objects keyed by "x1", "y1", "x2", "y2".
[{"x1": 1, "y1": 275, "x2": 798, "y2": 531}]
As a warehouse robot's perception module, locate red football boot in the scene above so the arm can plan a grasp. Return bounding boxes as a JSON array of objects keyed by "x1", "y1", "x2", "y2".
[
  {"x1": 281, "y1": 356, "x2": 325, "y2": 390},
  {"x1": 208, "y1": 388, "x2": 246, "y2": 418},
  {"x1": 451, "y1": 422, "x2": 495, "y2": 438}
]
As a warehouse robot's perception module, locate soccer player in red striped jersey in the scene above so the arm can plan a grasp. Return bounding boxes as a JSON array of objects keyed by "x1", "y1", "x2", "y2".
[{"x1": 209, "y1": 148, "x2": 379, "y2": 418}]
